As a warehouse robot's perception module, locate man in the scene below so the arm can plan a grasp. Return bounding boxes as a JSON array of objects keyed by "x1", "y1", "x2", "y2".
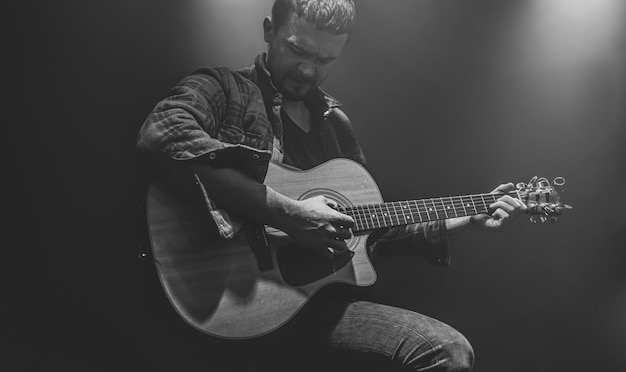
[{"x1": 137, "y1": 0, "x2": 526, "y2": 370}]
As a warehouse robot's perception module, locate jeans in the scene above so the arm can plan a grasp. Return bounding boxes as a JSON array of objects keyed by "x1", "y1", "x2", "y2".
[
  {"x1": 140, "y1": 259, "x2": 473, "y2": 372},
  {"x1": 260, "y1": 294, "x2": 475, "y2": 372}
]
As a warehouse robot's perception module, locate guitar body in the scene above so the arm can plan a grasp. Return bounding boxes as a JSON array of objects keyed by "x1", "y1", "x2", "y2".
[{"x1": 147, "y1": 158, "x2": 381, "y2": 339}]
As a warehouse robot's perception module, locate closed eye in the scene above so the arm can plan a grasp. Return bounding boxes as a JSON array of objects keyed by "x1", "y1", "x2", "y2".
[{"x1": 288, "y1": 43, "x2": 312, "y2": 58}]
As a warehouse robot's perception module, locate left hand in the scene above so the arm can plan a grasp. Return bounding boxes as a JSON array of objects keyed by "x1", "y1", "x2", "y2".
[{"x1": 470, "y1": 182, "x2": 527, "y2": 231}]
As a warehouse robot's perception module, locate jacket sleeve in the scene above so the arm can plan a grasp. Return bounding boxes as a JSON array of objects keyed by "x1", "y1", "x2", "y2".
[
  {"x1": 137, "y1": 69, "x2": 271, "y2": 239},
  {"x1": 371, "y1": 221, "x2": 451, "y2": 266}
]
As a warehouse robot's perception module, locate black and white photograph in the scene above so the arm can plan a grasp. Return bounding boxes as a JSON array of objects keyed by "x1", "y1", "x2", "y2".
[{"x1": 7, "y1": 1, "x2": 626, "y2": 371}]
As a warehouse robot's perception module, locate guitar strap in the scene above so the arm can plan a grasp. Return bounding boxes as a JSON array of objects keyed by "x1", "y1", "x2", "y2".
[{"x1": 244, "y1": 223, "x2": 274, "y2": 272}]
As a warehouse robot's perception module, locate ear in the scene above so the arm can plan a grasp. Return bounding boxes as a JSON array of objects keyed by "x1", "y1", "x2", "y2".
[{"x1": 263, "y1": 16, "x2": 273, "y2": 43}]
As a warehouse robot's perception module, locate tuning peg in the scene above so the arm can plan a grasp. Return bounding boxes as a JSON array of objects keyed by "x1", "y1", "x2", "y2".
[
  {"x1": 542, "y1": 205, "x2": 555, "y2": 215},
  {"x1": 553, "y1": 177, "x2": 565, "y2": 186},
  {"x1": 529, "y1": 215, "x2": 549, "y2": 223},
  {"x1": 550, "y1": 216, "x2": 558, "y2": 223}
]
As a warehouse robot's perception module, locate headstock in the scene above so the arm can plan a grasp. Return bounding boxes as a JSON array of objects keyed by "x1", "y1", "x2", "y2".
[{"x1": 516, "y1": 176, "x2": 573, "y2": 223}]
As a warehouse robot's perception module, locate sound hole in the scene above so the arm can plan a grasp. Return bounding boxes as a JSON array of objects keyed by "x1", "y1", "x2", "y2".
[
  {"x1": 276, "y1": 245, "x2": 354, "y2": 286},
  {"x1": 298, "y1": 188, "x2": 358, "y2": 251}
]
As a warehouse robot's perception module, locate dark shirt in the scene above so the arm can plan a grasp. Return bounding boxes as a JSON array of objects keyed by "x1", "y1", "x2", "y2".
[{"x1": 281, "y1": 109, "x2": 327, "y2": 170}]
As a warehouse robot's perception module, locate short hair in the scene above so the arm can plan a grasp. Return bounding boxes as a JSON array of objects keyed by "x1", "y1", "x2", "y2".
[{"x1": 271, "y1": 0, "x2": 356, "y2": 35}]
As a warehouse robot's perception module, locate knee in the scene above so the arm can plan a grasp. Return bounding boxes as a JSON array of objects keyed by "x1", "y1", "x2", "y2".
[{"x1": 436, "y1": 333, "x2": 474, "y2": 372}]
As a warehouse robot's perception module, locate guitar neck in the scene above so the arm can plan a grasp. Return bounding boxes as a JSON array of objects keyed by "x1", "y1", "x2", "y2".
[{"x1": 341, "y1": 191, "x2": 521, "y2": 232}]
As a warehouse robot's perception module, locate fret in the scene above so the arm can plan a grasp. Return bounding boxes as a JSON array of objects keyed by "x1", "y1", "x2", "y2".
[
  {"x1": 367, "y1": 205, "x2": 376, "y2": 229},
  {"x1": 412, "y1": 200, "x2": 424, "y2": 222},
  {"x1": 439, "y1": 198, "x2": 449, "y2": 219},
  {"x1": 348, "y1": 208, "x2": 358, "y2": 230},
  {"x1": 359, "y1": 206, "x2": 368, "y2": 230},
  {"x1": 469, "y1": 195, "x2": 478, "y2": 215},
  {"x1": 375, "y1": 204, "x2": 387, "y2": 228},
  {"x1": 430, "y1": 199, "x2": 439, "y2": 220},
  {"x1": 479, "y1": 194, "x2": 488, "y2": 214},
  {"x1": 371, "y1": 204, "x2": 380, "y2": 228},
  {"x1": 372, "y1": 204, "x2": 383, "y2": 229},
  {"x1": 388, "y1": 202, "x2": 397, "y2": 226},
  {"x1": 379, "y1": 204, "x2": 387, "y2": 227},
  {"x1": 386, "y1": 203, "x2": 394, "y2": 226},
  {"x1": 390, "y1": 204, "x2": 398, "y2": 226},
  {"x1": 459, "y1": 195, "x2": 468, "y2": 216},
  {"x1": 383, "y1": 203, "x2": 396, "y2": 226},
  {"x1": 353, "y1": 207, "x2": 365, "y2": 232},
  {"x1": 363, "y1": 204, "x2": 376, "y2": 229},
  {"x1": 448, "y1": 196, "x2": 459, "y2": 218},
  {"x1": 490, "y1": 194, "x2": 499, "y2": 204},
  {"x1": 400, "y1": 201, "x2": 411, "y2": 224},
  {"x1": 395, "y1": 202, "x2": 403, "y2": 224},
  {"x1": 397, "y1": 202, "x2": 407, "y2": 225},
  {"x1": 422, "y1": 200, "x2": 430, "y2": 221},
  {"x1": 362, "y1": 205, "x2": 371, "y2": 230},
  {"x1": 421, "y1": 200, "x2": 431, "y2": 221},
  {"x1": 374, "y1": 204, "x2": 383, "y2": 228},
  {"x1": 355, "y1": 206, "x2": 364, "y2": 231}
]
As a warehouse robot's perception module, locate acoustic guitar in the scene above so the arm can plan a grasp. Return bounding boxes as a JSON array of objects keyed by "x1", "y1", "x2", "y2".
[{"x1": 146, "y1": 158, "x2": 570, "y2": 339}]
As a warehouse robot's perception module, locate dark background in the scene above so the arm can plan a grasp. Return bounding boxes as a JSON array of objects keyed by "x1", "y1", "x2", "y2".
[{"x1": 8, "y1": 1, "x2": 626, "y2": 371}]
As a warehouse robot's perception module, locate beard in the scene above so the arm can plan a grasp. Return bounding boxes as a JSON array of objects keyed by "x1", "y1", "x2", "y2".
[{"x1": 278, "y1": 73, "x2": 317, "y2": 101}]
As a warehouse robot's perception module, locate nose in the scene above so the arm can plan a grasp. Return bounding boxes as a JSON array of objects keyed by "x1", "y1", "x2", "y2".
[{"x1": 297, "y1": 61, "x2": 316, "y2": 79}]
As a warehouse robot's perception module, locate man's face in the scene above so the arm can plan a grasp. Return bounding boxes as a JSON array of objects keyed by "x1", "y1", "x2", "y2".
[{"x1": 264, "y1": 13, "x2": 349, "y2": 101}]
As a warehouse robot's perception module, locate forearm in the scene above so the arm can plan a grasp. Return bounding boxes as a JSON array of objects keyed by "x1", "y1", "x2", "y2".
[
  {"x1": 444, "y1": 216, "x2": 474, "y2": 236},
  {"x1": 192, "y1": 164, "x2": 354, "y2": 257},
  {"x1": 192, "y1": 165, "x2": 294, "y2": 230}
]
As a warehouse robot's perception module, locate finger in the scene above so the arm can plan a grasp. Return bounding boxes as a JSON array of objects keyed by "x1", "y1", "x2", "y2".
[
  {"x1": 498, "y1": 195, "x2": 523, "y2": 209},
  {"x1": 326, "y1": 238, "x2": 349, "y2": 253},
  {"x1": 326, "y1": 226, "x2": 351, "y2": 241},
  {"x1": 329, "y1": 212, "x2": 355, "y2": 229},
  {"x1": 336, "y1": 226, "x2": 353, "y2": 240},
  {"x1": 492, "y1": 182, "x2": 515, "y2": 193},
  {"x1": 330, "y1": 223, "x2": 353, "y2": 240},
  {"x1": 322, "y1": 196, "x2": 339, "y2": 210},
  {"x1": 324, "y1": 226, "x2": 352, "y2": 241},
  {"x1": 497, "y1": 195, "x2": 526, "y2": 210},
  {"x1": 490, "y1": 209, "x2": 511, "y2": 230},
  {"x1": 514, "y1": 196, "x2": 528, "y2": 212},
  {"x1": 507, "y1": 196, "x2": 527, "y2": 212},
  {"x1": 489, "y1": 200, "x2": 516, "y2": 215}
]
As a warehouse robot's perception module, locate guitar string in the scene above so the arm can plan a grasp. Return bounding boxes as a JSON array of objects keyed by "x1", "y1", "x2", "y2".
[
  {"x1": 339, "y1": 191, "x2": 542, "y2": 230},
  {"x1": 342, "y1": 200, "x2": 492, "y2": 230},
  {"x1": 339, "y1": 191, "x2": 524, "y2": 215},
  {"x1": 339, "y1": 189, "x2": 542, "y2": 212}
]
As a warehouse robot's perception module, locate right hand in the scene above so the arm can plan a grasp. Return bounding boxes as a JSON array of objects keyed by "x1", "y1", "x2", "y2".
[{"x1": 280, "y1": 195, "x2": 354, "y2": 259}]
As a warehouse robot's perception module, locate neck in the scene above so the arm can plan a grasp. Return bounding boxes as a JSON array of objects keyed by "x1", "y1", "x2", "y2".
[{"x1": 340, "y1": 191, "x2": 523, "y2": 233}]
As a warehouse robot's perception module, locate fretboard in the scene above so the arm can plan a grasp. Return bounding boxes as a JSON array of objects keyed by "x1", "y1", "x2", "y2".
[{"x1": 340, "y1": 191, "x2": 520, "y2": 232}]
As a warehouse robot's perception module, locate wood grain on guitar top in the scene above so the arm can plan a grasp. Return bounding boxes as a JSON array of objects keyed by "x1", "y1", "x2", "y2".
[{"x1": 147, "y1": 159, "x2": 381, "y2": 339}]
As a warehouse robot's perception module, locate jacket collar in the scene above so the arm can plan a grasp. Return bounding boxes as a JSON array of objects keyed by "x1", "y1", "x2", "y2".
[{"x1": 247, "y1": 53, "x2": 343, "y2": 114}]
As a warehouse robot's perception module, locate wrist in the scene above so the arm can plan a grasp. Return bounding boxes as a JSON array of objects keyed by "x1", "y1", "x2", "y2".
[
  {"x1": 265, "y1": 186, "x2": 299, "y2": 230},
  {"x1": 445, "y1": 216, "x2": 473, "y2": 235}
]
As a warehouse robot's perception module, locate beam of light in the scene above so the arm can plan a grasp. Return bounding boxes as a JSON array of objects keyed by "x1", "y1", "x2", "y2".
[
  {"x1": 513, "y1": 0, "x2": 625, "y2": 123},
  {"x1": 186, "y1": 0, "x2": 273, "y2": 68},
  {"x1": 527, "y1": 0, "x2": 623, "y2": 67}
]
